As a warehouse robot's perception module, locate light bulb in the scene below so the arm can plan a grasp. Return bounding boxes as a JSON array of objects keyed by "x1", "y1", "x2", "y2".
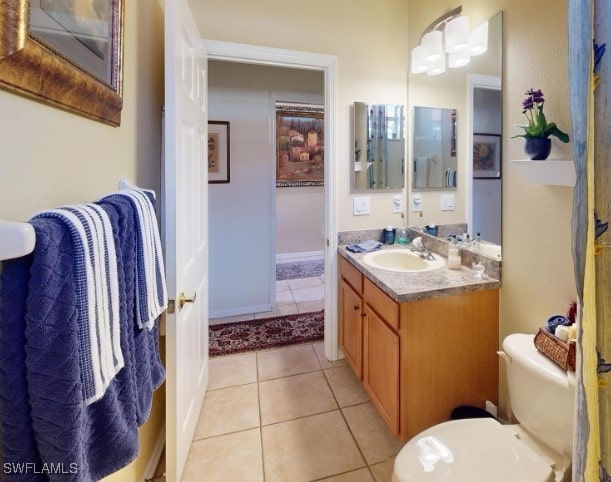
[
  {"x1": 411, "y1": 45, "x2": 428, "y2": 74},
  {"x1": 470, "y1": 21, "x2": 489, "y2": 56},
  {"x1": 422, "y1": 30, "x2": 443, "y2": 62},
  {"x1": 427, "y1": 53, "x2": 446, "y2": 76}
]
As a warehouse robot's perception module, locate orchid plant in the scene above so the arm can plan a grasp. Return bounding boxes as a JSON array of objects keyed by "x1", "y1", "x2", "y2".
[{"x1": 513, "y1": 89, "x2": 570, "y2": 143}]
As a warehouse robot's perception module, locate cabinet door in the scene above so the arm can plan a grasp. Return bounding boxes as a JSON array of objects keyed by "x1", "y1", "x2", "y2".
[
  {"x1": 340, "y1": 280, "x2": 363, "y2": 379},
  {"x1": 364, "y1": 305, "x2": 400, "y2": 434}
]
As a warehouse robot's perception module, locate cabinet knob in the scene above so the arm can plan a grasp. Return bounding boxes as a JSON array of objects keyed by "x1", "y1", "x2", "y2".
[{"x1": 353, "y1": 305, "x2": 360, "y2": 311}]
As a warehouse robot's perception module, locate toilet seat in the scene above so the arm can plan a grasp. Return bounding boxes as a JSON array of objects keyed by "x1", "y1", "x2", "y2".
[{"x1": 392, "y1": 418, "x2": 556, "y2": 482}]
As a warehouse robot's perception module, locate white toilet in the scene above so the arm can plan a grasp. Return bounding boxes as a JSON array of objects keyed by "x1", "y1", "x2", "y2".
[{"x1": 392, "y1": 333, "x2": 576, "y2": 482}]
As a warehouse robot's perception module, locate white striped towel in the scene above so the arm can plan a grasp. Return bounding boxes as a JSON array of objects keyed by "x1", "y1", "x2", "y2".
[
  {"x1": 32, "y1": 204, "x2": 124, "y2": 406},
  {"x1": 100, "y1": 189, "x2": 168, "y2": 330}
]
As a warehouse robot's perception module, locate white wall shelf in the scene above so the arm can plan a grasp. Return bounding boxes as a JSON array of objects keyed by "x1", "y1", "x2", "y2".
[{"x1": 511, "y1": 159, "x2": 576, "y2": 187}]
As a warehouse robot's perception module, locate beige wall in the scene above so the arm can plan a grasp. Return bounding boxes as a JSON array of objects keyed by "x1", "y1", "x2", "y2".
[
  {"x1": 0, "y1": 0, "x2": 166, "y2": 480},
  {"x1": 189, "y1": 0, "x2": 411, "y2": 232},
  {"x1": 408, "y1": 0, "x2": 575, "y2": 416}
]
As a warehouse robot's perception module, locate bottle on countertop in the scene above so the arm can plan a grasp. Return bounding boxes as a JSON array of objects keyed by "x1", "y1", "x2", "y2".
[{"x1": 447, "y1": 235, "x2": 462, "y2": 270}]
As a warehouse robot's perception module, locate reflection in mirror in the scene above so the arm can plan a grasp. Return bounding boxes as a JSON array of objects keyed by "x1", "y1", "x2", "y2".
[
  {"x1": 353, "y1": 102, "x2": 405, "y2": 190},
  {"x1": 412, "y1": 107, "x2": 458, "y2": 189}
]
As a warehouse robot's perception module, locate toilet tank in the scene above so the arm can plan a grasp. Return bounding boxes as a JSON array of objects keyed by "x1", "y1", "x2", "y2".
[{"x1": 502, "y1": 333, "x2": 576, "y2": 457}]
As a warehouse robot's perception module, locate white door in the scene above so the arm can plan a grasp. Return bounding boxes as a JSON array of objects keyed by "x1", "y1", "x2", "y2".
[{"x1": 164, "y1": 0, "x2": 208, "y2": 479}]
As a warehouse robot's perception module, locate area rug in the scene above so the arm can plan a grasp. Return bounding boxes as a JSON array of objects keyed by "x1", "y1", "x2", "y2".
[
  {"x1": 209, "y1": 310, "x2": 324, "y2": 357},
  {"x1": 276, "y1": 259, "x2": 324, "y2": 280}
]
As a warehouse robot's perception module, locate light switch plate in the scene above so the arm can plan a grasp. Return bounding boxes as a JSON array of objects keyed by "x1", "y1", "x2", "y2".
[
  {"x1": 440, "y1": 193, "x2": 455, "y2": 211},
  {"x1": 353, "y1": 196, "x2": 371, "y2": 216}
]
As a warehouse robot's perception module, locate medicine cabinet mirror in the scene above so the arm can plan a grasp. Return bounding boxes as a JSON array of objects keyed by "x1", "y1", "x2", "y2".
[
  {"x1": 352, "y1": 102, "x2": 405, "y2": 191},
  {"x1": 412, "y1": 107, "x2": 458, "y2": 189}
]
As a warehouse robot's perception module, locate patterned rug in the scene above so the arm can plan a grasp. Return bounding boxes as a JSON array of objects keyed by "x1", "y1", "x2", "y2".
[
  {"x1": 276, "y1": 259, "x2": 324, "y2": 280},
  {"x1": 209, "y1": 310, "x2": 324, "y2": 357}
]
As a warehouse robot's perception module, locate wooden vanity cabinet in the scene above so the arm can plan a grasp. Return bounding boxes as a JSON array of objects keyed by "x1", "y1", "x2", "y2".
[
  {"x1": 339, "y1": 257, "x2": 364, "y2": 378},
  {"x1": 339, "y1": 256, "x2": 499, "y2": 441}
]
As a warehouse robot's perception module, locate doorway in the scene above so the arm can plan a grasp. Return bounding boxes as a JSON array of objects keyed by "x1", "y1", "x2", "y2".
[{"x1": 204, "y1": 40, "x2": 339, "y2": 362}]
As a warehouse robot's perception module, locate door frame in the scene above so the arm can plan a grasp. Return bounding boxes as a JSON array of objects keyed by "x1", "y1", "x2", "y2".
[
  {"x1": 203, "y1": 40, "x2": 339, "y2": 361},
  {"x1": 466, "y1": 73, "x2": 502, "y2": 235}
]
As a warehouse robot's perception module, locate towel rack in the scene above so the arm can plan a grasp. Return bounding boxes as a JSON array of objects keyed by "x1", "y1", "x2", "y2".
[
  {"x1": 0, "y1": 221, "x2": 36, "y2": 261},
  {"x1": 0, "y1": 178, "x2": 146, "y2": 262}
]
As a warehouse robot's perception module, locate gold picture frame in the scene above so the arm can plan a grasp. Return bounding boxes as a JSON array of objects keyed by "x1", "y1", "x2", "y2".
[{"x1": 0, "y1": 0, "x2": 125, "y2": 126}]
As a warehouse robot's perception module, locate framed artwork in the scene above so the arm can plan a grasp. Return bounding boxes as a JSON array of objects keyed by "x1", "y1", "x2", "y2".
[
  {"x1": 473, "y1": 133, "x2": 501, "y2": 179},
  {"x1": 0, "y1": 0, "x2": 124, "y2": 126},
  {"x1": 275, "y1": 103, "x2": 324, "y2": 187},
  {"x1": 208, "y1": 121, "x2": 230, "y2": 184}
]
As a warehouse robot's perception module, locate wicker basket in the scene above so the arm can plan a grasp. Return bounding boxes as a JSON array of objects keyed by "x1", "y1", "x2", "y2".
[{"x1": 534, "y1": 327, "x2": 576, "y2": 372}]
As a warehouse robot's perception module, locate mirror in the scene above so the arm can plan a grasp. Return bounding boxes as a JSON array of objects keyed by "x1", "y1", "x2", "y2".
[
  {"x1": 408, "y1": 11, "x2": 503, "y2": 256},
  {"x1": 353, "y1": 102, "x2": 405, "y2": 190},
  {"x1": 412, "y1": 107, "x2": 458, "y2": 189}
]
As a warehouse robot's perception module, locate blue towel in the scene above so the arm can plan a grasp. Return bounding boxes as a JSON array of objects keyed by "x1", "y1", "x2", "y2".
[
  {"x1": 346, "y1": 240, "x2": 383, "y2": 253},
  {"x1": 546, "y1": 315, "x2": 571, "y2": 334},
  {"x1": 97, "y1": 197, "x2": 165, "y2": 424},
  {"x1": 0, "y1": 217, "x2": 139, "y2": 481},
  {"x1": 32, "y1": 205, "x2": 124, "y2": 406},
  {"x1": 99, "y1": 190, "x2": 167, "y2": 330}
]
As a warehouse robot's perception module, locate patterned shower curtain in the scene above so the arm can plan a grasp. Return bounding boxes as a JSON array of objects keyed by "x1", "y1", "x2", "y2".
[{"x1": 569, "y1": 1, "x2": 611, "y2": 480}]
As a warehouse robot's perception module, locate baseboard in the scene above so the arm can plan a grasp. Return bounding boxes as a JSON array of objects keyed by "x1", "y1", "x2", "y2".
[
  {"x1": 276, "y1": 250, "x2": 324, "y2": 261},
  {"x1": 209, "y1": 303, "x2": 273, "y2": 320},
  {"x1": 140, "y1": 424, "x2": 166, "y2": 482}
]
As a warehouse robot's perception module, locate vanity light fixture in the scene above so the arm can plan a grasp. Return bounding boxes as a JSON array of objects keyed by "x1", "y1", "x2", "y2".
[{"x1": 411, "y1": 6, "x2": 489, "y2": 75}]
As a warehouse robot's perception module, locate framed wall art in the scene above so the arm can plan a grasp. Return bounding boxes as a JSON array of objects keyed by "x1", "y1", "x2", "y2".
[
  {"x1": 0, "y1": 0, "x2": 125, "y2": 126},
  {"x1": 275, "y1": 102, "x2": 324, "y2": 187},
  {"x1": 208, "y1": 121, "x2": 230, "y2": 184},
  {"x1": 473, "y1": 133, "x2": 501, "y2": 179}
]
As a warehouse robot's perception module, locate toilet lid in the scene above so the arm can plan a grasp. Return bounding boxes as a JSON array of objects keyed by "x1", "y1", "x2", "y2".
[{"x1": 393, "y1": 418, "x2": 555, "y2": 482}]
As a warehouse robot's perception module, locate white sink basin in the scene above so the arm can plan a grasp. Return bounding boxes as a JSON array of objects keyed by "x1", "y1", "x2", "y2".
[{"x1": 362, "y1": 249, "x2": 445, "y2": 273}]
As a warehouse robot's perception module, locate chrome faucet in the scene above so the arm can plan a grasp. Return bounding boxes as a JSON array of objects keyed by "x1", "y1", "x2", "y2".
[{"x1": 409, "y1": 237, "x2": 436, "y2": 261}]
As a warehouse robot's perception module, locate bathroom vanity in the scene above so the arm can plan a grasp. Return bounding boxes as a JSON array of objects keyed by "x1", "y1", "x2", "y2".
[{"x1": 338, "y1": 248, "x2": 500, "y2": 441}]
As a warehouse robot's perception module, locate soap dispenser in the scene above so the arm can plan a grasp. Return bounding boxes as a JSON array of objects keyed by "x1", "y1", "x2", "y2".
[{"x1": 448, "y1": 235, "x2": 461, "y2": 270}]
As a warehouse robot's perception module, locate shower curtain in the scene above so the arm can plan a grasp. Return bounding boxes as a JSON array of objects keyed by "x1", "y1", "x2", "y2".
[{"x1": 569, "y1": 1, "x2": 611, "y2": 480}]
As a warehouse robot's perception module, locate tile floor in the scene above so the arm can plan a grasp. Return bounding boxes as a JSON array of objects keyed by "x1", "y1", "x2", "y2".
[
  {"x1": 179, "y1": 342, "x2": 402, "y2": 481},
  {"x1": 211, "y1": 252, "x2": 325, "y2": 327}
]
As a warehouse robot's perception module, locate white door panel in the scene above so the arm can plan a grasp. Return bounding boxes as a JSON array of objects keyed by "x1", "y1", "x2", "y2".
[{"x1": 164, "y1": 0, "x2": 208, "y2": 479}]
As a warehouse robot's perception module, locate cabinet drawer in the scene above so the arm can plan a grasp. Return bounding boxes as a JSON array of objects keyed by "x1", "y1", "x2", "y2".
[
  {"x1": 340, "y1": 257, "x2": 363, "y2": 294},
  {"x1": 364, "y1": 278, "x2": 399, "y2": 330}
]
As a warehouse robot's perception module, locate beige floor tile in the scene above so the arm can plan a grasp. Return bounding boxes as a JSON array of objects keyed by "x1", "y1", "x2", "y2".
[
  {"x1": 370, "y1": 457, "x2": 396, "y2": 482},
  {"x1": 261, "y1": 410, "x2": 365, "y2": 482},
  {"x1": 181, "y1": 428, "x2": 263, "y2": 482},
  {"x1": 259, "y1": 371, "x2": 337, "y2": 425},
  {"x1": 254, "y1": 302, "x2": 299, "y2": 319},
  {"x1": 194, "y1": 383, "x2": 259, "y2": 439},
  {"x1": 318, "y1": 468, "x2": 375, "y2": 481},
  {"x1": 342, "y1": 403, "x2": 403, "y2": 465},
  {"x1": 313, "y1": 342, "x2": 346, "y2": 370},
  {"x1": 288, "y1": 276, "x2": 324, "y2": 290},
  {"x1": 276, "y1": 289, "x2": 295, "y2": 304},
  {"x1": 324, "y1": 365, "x2": 369, "y2": 407},
  {"x1": 297, "y1": 299, "x2": 325, "y2": 313},
  {"x1": 292, "y1": 285, "x2": 325, "y2": 303},
  {"x1": 208, "y1": 353, "x2": 257, "y2": 390},
  {"x1": 276, "y1": 280, "x2": 290, "y2": 291},
  {"x1": 257, "y1": 344, "x2": 321, "y2": 381}
]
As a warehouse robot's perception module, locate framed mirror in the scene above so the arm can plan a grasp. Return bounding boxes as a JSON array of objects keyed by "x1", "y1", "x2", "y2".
[
  {"x1": 0, "y1": 0, "x2": 124, "y2": 126},
  {"x1": 353, "y1": 102, "x2": 405, "y2": 191}
]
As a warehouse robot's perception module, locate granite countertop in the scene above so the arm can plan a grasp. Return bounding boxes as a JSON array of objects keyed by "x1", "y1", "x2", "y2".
[{"x1": 339, "y1": 245, "x2": 500, "y2": 304}]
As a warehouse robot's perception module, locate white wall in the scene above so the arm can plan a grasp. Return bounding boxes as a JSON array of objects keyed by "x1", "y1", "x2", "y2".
[
  {"x1": 208, "y1": 61, "x2": 324, "y2": 317},
  {"x1": 189, "y1": 0, "x2": 410, "y2": 233}
]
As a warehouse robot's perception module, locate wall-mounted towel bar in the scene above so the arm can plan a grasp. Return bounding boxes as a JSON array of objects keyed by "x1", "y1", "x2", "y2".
[
  {"x1": 0, "y1": 178, "x2": 145, "y2": 262},
  {"x1": 0, "y1": 221, "x2": 36, "y2": 261}
]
